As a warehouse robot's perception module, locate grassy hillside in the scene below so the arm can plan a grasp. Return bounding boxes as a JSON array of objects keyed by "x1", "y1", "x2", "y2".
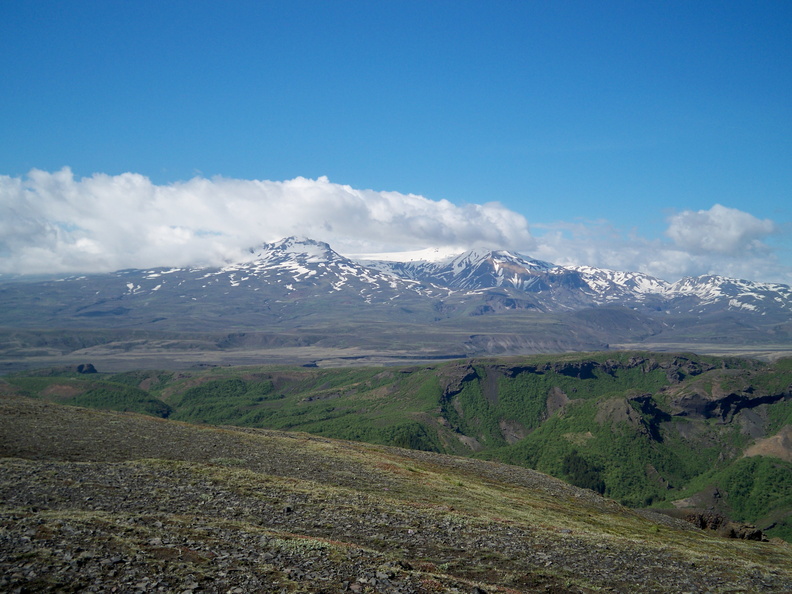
[
  {"x1": 4, "y1": 350, "x2": 792, "y2": 541},
  {"x1": 2, "y1": 394, "x2": 792, "y2": 592}
]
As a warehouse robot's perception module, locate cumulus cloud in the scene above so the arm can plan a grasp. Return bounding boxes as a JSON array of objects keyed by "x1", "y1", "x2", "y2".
[
  {"x1": 531, "y1": 208, "x2": 790, "y2": 284},
  {"x1": 0, "y1": 168, "x2": 533, "y2": 275},
  {"x1": 1, "y1": 168, "x2": 789, "y2": 284},
  {"x1": 665, "y1": 204, "x2": 776, "y2": 255}
]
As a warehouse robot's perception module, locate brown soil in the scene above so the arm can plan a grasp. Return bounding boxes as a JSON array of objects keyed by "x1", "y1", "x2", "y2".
[{"x1": 744, "y1": 426, "x2": 792, "y2": 463}]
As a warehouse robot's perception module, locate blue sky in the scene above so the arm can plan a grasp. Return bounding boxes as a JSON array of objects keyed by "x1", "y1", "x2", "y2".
[{"x1": 1, "y1": 1, "x2": 791, "y2": 282}]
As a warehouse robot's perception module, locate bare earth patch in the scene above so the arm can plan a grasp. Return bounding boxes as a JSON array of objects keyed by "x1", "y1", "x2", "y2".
[{"x1": 744, "y1": 426, "x2": 792, "y2": 463}]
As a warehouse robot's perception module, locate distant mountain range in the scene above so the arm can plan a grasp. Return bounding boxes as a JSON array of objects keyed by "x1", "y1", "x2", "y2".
[
  {"x1": 362, "y1": 242, "x2": 792, "y2": 316},
  {"x1": 1, "y1": 237, "x2": 791, "y2": 364}
]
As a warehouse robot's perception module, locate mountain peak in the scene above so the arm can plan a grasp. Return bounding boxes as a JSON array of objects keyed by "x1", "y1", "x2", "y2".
[
  {"x1": 444, "y1": 248, "x2": 554, "y2": 272},
  {"x1": 272, "y1": 236, "x2": 330, "y2": 250},
  {"x1": 241, "y1": 236, "x2": 337, "y2": 265},
  {"x1": 361, "y1": 247, "x2": 557, "y2": 292}
]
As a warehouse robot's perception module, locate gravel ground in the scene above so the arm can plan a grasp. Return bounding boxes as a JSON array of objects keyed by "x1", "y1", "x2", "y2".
[{"x1": 2, "y1": 394, "x2": 792, "y2": 593}]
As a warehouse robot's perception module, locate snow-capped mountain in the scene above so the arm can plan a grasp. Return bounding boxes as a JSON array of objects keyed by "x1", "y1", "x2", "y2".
[
  {"x1": 666, "y1": 275, "x2": 792, "y2": 315},
  {"x1": 203, "y1": 237, "x2": 439, "y2": 300},
  {"x1": 365, "y1": 246, "x2": 791, "y2": 317},
  {"x1": 0, "y1": 238, "x2": 790, "y2": 343},
  {"x1": 107, "y1": 237, "x2": 445, "y2": 304},
  {"x1": 565, "y1": 266, "x2": 671, "y2": 298},
  {"x1": 364, "y1": 249, "x2": 555, "y2": 291}
]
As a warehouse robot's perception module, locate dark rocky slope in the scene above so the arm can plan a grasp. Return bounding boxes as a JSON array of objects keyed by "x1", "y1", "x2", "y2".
[{"x1": 2, "y1": 394, "x2": 792, "y2": 593}]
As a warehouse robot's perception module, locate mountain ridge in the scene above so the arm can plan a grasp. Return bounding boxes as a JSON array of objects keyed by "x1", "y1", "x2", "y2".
[
  {"x1": 0, "y1": 237, "x2": 790, "y2": 370},
  {"x1": 6, "y1": 235, "x2": 790, "y2": 314}
]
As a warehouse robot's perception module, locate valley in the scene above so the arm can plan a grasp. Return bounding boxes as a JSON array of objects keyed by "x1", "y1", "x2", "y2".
[
  {"x1": 3, "y1": 237, "x2": 792, "y2": 590},
  {"x1": 4, "y1": 350, "x2": 791, "y2": 544}
]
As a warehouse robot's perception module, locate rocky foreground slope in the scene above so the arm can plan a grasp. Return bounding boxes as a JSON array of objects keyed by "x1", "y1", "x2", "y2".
[{"x1": 2, "y1": 394, "x2": 792, "y2": 593}]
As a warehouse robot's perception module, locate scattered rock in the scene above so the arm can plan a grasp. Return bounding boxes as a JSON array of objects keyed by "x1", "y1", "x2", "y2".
[{"x1": 0, "y1": 395, "x2": 789, "y2": 593}]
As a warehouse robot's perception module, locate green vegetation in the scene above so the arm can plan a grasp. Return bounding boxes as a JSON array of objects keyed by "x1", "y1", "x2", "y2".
[
  {"x1": 5, "y1": 375, "x2": 172, "y2": 417},
  {"x1": 562, "y1": 449, "x2": 605, "y2": 494},
  {"x1": 70, "y1": 386, "x2": 172, "y2": 417},
  {"x1": 169, "y1": 378, "x2": 282, "y2": 425},
  {"x1": 7, "y1": 350, "x2": 792, "y2": 540},
  {"x1": 106, "y1": 370, "x2": 175, "y2": 391},
  {"x1": 768, "y1": 399, "x2": 792, "y2": 433},
  {"x1": 677, "y1": 456, "x2": 792, "y2": 541}
]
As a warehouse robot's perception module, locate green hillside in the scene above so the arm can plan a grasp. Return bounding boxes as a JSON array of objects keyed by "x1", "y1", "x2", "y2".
[{"x1": 4, "y1": 350, "x2": 791, "y2": 540}]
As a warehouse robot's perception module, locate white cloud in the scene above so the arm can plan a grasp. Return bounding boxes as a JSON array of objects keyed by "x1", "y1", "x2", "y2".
[
  {"x1": 1, "y1": 168, "x2": 789, "y2": 284},
  {"x1": 531, "y1": 210, "x2": 790, "y2": 284},
  {"x1": 0, "y1": 168, "x2": 533, "y2": 275},
  {"x1": 665, "y1": 204, "x2": 776, "y2": 255}
]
